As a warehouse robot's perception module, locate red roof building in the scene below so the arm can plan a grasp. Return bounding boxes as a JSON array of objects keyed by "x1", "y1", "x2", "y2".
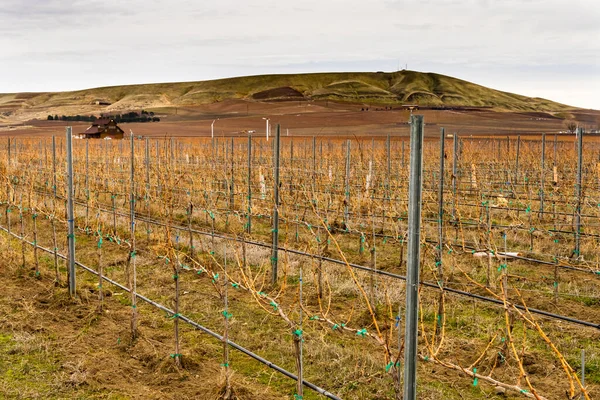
[{"x1": 82, "y1": 119, "x2": 124, "y2": 139}]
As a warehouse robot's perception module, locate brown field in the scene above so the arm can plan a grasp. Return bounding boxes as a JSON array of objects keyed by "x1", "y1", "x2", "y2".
[{"x1": 1, "y1": 99, "x2": 599, "y2": 139}]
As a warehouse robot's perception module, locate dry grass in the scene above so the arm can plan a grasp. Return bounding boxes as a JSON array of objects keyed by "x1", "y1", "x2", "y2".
[{"x1": 1, "y1": 134, "x2": 599, "y2": 399}]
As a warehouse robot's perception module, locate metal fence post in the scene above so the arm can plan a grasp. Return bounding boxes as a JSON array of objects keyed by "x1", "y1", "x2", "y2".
[
  {"x1": 385, "y1": 133, "x2": 391, "y2": 233},
  {"x1": 574, "y1": 127, "x2": 583, "y2": 258},
  {"x1": 6, "y1": 138, "x2": 11, "y2": 234},
  {"x1": 437, "y1": 127, "x2": 445, "y2": 316},
  {"x1": 312, "y1": 136, "x2": 317, "y2": 199},
  {"x1": 85, "y1": 140, "x2": 90, "y2": 226},
  {"x1": 403, "y1": 115, "x2": 424, "y2": 400},
  {"x1": 230, "y1": 137, "x2": 235, "y2": 210},
  {"x1": 515, "y1": 135, "x2": 521, "y2": 186},
  {"x1": 130, "y1": 133, "x2": 138, "y2": 336},
  {"x1": 452, "y1": 133, "x2": 459, "y2": 220},
  {"x1": 66, "y1": 127, "x2": 76, "y2": 297},
  {"x1": 271, "y1": 125, "x2": 281, "y2": 284},
  {"x1": 344, "y1": 140, "x2": 351, "y2": 230},
  {"x1": 144, "y1": 137, "x2": 151, "y2": 241},
  {"x1": 540, "y1": 133, "x2": 546, "y2": 218},
  {"x1": 402, "y1": 140, "x2": 405, "y2": 169},
  {"x1": 247, "y1": 134, "x2": 252, "y2": 234}
]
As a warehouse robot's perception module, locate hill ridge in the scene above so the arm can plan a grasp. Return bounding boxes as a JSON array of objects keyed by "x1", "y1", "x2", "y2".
[{"x1": 0, "y1": 70, "x2": 574, "y2": 123}]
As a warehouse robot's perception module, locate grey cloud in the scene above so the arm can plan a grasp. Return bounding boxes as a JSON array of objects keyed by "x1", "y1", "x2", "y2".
[
  {"x1": 0, "y1": 0, "x2": 598, "y2": 108},
  {"x1": 0, "y1": 0, "x2": 134, "y2": 19}
]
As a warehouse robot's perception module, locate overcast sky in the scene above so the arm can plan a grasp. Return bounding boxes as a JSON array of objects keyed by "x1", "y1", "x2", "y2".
[{"x1": 1, "y1": 0, "x2": 598, "y2": 109}]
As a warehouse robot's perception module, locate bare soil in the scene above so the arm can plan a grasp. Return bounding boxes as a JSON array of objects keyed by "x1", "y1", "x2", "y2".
[{"x1": 1, "y1": 99, "x2": 598, "y2": 139}]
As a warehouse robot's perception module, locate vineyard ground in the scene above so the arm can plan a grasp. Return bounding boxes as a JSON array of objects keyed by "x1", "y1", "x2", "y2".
[
  {"x1": 2, "y1": 121, "x2": 600, "y2": 399},
  {"x1": 0, "y1": 244, "x2": 520, "y2": 400},
  {"x1": 0, "y1": 235, "x2": 286, "y2": 400},
  {"x1": 1, "y1": 212, "x2": 598, "y2": 399}
]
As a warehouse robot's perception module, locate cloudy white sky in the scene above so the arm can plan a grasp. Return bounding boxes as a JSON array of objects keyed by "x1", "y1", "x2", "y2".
[{"x1": 1, "y1": 0, "x2": 599, "y2": 108}]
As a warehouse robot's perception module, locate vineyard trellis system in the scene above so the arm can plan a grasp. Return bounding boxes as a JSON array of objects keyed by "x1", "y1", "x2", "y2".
[{"x1": 0, "y1": 121, "x2": 598, "y2": 399}]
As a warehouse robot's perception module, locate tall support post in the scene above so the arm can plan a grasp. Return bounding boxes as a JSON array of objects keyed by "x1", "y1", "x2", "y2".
[
  {"x1": 230, "y1": 137, "x2": 235, "y2": 210},
  {"x1": 402, "y1": 140, "x2": 405, "y2": 170},
  {"x1": 320, "y1": 141, "x2": 323, "y2": 172},
  {"x1": 553, "y1": 134, "x2": 558, "y2": 226},
  {"x1": 369, "y1": 138, "x2": 377, "y2": 303},
  {"x1": 436, "y1": 127, "x2": 445, "y2": 332},
  {"x1": 52, "y1": 136, "x2": 57, "y2": 200},
  {"x1": 245, "y1": 133, "x2": 252, "y2": 234},
  {"x1": 574, "y1": 127, "x2": 583, "y2": 259},
  {"x1": 222, "y1": 246, "x2": 232, "y2": 395},
  {"x1": 170, "y1": 137, "x2": 174, "y2": 167},
  {"x1": 554, "y1": 134, "x2": 558, "y2": 166},
  {"x1": 312, "y1": 136, "x2": 317, "y2": 193},
  {"x1": 145, "y1": 137, "x2": 150, "y2": 241},
  {"x1": 295, "y1": 264, "x2": 304, "y2": 399},
  {"x1": 515, "y1": 135, "x2": 521, "y2": 186},
  {"x1": 5, "y1": 138, "x2": 11, "y2": 234},
  {"x1": 156, "y1": 139, "x2": 161, "y2": 198},
  {"x1": 386, "y1": 134, "x2": 391, "y2": 190},
  {"x1": 289, "y1": 138, "x2": 294, "y2": 192},
  {"x1": 246, "y1": 134, "x2": 252, "y2": 234},
  {"x1": 452, "y1": 133, "x2": 459, "y2": 220},
  {"x1": 403, "y1": 115, "x2": 424, "y2": 400},
  {"x1": 85, "y1": 140, "x2": 90, "y2": 228},
  {"x1": 223, "y1": 140, "x2": 228, "y2": 203},
  {"x1": 540, "y1": 133, "x2": 546, "y2": 218},
  {"x1": 385, "y1": 133, "x2": 391, "y2": 233},
  {"x1": 130, "y1": 133, "x2": 138, "y2": 337},
  {"x1": 50, "y1": 136, "x2": 59, "y2": 279},
  {"x1": 344, "y1": 140, "x2": 351, "y2": 230},
  {"x1": 66, "y1": 127, "x2": 76, "y2": 297},
  {"x1": 271, "y1": 125, "x2": 281, "y2": 284}
]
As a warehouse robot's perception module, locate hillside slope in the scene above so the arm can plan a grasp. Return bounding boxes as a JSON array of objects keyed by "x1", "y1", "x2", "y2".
[{"x1": 0, "y1": 70, "x2": 573, "y2": 123}]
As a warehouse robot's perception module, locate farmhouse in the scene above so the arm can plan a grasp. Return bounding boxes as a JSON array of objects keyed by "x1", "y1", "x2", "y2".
[
  {"x1": 401, "y1": 104, "x2": 419, "y2": 111},
  {"x1": 82, "y1": 118, "x2": 124, "y2": 139}
]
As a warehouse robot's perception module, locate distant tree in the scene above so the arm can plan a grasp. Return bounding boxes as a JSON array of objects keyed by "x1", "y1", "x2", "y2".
[
  {"x1": 152, "y1": 117, "x2": 160, "y2": 122},
  {"x1": 565, "y1": 120, "x2": 578, "y2": 134},
  {"x1": 54, "y1": 115, "x2": 59, "y2": 121},
  {"x1": 47, "y1": 115, "x2": 53, "y2": 120},
  {"x1": 61, "y1": 115, "x2": 67, "y2": 121}
]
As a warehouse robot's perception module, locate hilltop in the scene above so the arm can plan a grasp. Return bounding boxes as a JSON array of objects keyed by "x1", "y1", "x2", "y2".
[{"x1": 0, "y1": 71, "x2": 575, "y2": 124}]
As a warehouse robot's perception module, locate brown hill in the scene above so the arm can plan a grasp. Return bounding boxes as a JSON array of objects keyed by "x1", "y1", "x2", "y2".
[{"x1": 0, "y1": 71, "x2": 579, "y2": 124}]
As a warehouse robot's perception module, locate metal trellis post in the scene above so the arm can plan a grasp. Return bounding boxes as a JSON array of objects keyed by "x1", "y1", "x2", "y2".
[
  {"x1": 574, "y1": 127, "x2": 583, "y2": 258},
  {"x1": 403, "y1": 115, "x2": 424, "y2": 400},
  {"x1": 271, "y1": 124, "x2": 281, "y2": 284},
  {"x1": 66, "y1": 127, "x2": 76, "y2": 297}
]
